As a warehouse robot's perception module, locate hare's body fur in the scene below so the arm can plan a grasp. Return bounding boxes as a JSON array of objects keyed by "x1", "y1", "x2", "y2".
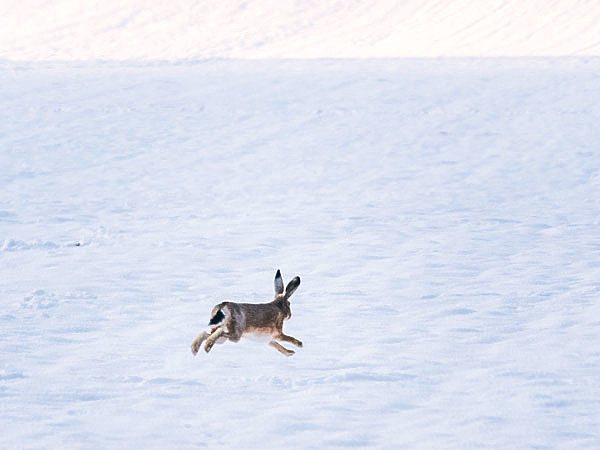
[{"x1": 191, "y1": 270, "x2": 302, "y2": 357}]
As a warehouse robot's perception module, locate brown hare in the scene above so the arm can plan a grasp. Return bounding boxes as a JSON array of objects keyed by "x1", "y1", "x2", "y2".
[{"x1": 191, "y1": 270, "x2": 303, "y2": 357}]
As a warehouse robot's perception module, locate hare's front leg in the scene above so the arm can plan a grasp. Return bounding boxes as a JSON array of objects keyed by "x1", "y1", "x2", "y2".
[
  {"x1": 204, "y1": 327, "x2": 225, "y2": 353},
  {"x1": 277, "y1": 333, "x2": 303, "y2": 348},
  {"x1": 269, "y1": 340, "x2": 295, "y2": 356},
  {"x1": 191, "y1": 331, "x2": 209, "y2": 355}
]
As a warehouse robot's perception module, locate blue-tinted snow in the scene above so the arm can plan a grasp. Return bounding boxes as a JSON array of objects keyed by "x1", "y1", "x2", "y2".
[{"x1": 1, "y1": 58, "x2": 599, "y2": 448}]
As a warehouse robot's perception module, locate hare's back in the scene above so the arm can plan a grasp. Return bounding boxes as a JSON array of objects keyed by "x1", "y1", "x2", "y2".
[{"x1": 239, "y1": 302, "x2": 282, "y2": 328}]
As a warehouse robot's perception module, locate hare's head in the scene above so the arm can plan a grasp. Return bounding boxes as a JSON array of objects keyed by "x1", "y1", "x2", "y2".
[{"x1": 274, "y1": 269, "x2": 301, "y2": 319}]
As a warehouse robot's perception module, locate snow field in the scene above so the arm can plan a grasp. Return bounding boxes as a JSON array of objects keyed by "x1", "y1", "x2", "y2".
[
  {"x1": 1, "y1": 0, "x2": 600, "y2": 60},
  {"x1": 1, "y1": 58, "x2": 600, "y2": 448}
]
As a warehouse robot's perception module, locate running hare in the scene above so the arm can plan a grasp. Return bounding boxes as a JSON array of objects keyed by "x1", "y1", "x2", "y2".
[{"x1": 191, "y1": 270, "x2": 303, "y2": 357}]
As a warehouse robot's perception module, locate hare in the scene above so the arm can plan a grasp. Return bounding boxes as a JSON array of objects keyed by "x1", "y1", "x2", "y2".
[{"x1": 191, "y1": 270, "x2": 303, "y2": 357}]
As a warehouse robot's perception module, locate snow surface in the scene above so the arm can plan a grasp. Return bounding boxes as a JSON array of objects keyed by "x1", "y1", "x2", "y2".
[
  {"x1": 1, "y1": 0, "x2": 600, "y2": 60},
  {"x1": 2, "y1": 1, "x2": 600, "y2": 449},
  {"x1": 2, "y1": 57, "x2": 600, "y2": 449}
]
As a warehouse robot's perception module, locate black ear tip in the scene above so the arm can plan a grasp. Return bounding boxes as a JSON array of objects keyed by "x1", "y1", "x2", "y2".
[{"x1": 276, "y1": 269, "x2": 281, "y2": 277}]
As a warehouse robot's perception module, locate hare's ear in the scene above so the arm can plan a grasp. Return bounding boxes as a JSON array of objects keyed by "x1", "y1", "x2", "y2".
[
  {"x1": 274, "y1": 270, "x2": 284, "y2": 295},
  {"x1": 285, "y1": 276, "x2": 301, "y2": 298}
]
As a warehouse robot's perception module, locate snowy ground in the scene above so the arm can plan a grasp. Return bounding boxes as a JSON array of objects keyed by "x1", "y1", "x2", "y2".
[
  {"x1": 1, "y1": 57, "x2": 600, "y2": 448},
  {"x1": 2, "y1": 0, "x2": 600, "y2": 59}
]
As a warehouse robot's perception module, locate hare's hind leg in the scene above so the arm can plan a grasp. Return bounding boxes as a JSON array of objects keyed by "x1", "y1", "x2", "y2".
[
  {"x1": 269, "y1": 340, "x2": 295, "y2": 357},
  {"x1": 191, "y1": 331, "x2": 210, "y2": 355},
  {"x1": 277, "y1": 333, "x2": 303, "y2": 348},
  {"x1": 204, "y1": 327, "x2": 225, "y2": 353}
]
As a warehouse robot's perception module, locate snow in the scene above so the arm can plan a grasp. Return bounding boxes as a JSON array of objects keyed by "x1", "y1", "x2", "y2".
[
  {"x1": 1, "y1": 0, "x2": 600, "y2": 60},
  {"x1": 2, "y1": 57, "x2": 599, "y2": 449},
  {"x1": 2, "y1": 1, "x2": 600, "y2": 449}
]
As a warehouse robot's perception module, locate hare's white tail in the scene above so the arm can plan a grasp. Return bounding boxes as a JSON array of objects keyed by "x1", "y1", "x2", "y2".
[{"x1": 208, "y1": 309, "x2": 225, "y2": 326}]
